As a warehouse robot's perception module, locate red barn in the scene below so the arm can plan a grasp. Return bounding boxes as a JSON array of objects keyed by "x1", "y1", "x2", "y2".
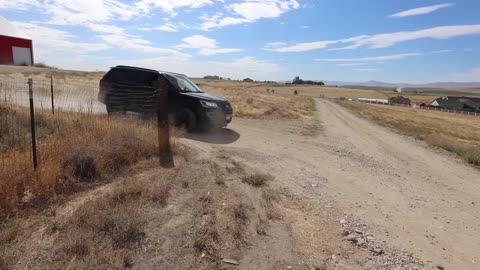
[{"x1": 0, "y1": 16, "x2": 34, "y2": 66}]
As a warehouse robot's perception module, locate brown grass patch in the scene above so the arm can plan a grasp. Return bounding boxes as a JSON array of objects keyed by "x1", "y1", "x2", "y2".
[
  {"x1": 148, "y1": 182, "x2": 170, "y2": 206},
  {"x1": 262, "y1": 187, "x2": 281, "y2": 203},
  {"x1": 107, "y1": 179, "x2": 145, "y2": 205},
  {"x1": 193, "y1": 217, "x2": 219, "y2": 258},
  {"x1": 231, "y1": 203, "x2": 249, "y2": 222},
  {"x1": 339, "y1": 101, "x2": 480, "y2": 166},
  {"x1": 0, "y1": 219, "x2": 22, "y2": 244},
  {"x1": 68, "y1": 198, "x2": 146, "y2": 252},
  {"x1": 242, "y1": 173, "x2": 273, "y2": 187},
  {"x1": 0, "y1": 257, "x2": 6, "y2": 270},
  {"x1": 195, "y1": 80, "x2": 316, "y2": 119},
  {"x1": 0, "y1": 105, "x2": 170, "y2": 214}
]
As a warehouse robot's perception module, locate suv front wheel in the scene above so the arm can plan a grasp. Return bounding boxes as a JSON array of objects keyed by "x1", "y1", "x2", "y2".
[{"x1": 177, "y1": 109, "x2": 197, "y2": 132}]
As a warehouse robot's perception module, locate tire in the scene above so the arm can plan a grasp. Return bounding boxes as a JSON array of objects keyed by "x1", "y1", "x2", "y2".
[
  {"x1": 106, "y1": 103, "x2": 126, "y2": 115},
  {"x1": 178, "y1": 109, "x2": 197, "y2": 132}
]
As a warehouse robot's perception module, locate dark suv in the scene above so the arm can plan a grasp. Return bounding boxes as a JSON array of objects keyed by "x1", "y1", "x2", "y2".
[{"x1": 98, "y1": 66, "x2": 233, "y2": 131}]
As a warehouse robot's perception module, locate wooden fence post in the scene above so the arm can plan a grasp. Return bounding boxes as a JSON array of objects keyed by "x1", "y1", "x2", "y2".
[
  {"x1": 28, "y1": 79, "x2": 38, "y2": 170},
  {"x1": 155, "y1": 83, "x2": 174, "y2": 168}
]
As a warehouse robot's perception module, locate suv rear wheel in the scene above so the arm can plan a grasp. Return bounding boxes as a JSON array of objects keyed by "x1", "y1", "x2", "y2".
[{"x1": 106, "y1": 104, "x2": 126, "y2": 115}]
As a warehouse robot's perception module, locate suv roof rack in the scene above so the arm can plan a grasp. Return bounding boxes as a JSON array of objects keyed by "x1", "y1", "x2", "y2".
[
  {"x1": 159, "y1": 70, "x2": 187, "y2": 77},
  {"x1": 114, "y1": 65, "x2": 187, "y2": 77},
  {"x1": 114, "y1": 65, "x2": 158, "y2": 73}
]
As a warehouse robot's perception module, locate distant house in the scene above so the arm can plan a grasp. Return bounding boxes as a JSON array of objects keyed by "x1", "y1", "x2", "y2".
[
  {"x1": 388, "y1": 96, "x2": 411, "y2": 105},
  {"x1": 243, "y1": 78, "x2": 254, "y2": 82},
  {"x1": 357, "y1": 98, "x2": 389, "y2": 104},
  {"x1": 429, "y1": 96, "x2": 480, "y2": 112}
]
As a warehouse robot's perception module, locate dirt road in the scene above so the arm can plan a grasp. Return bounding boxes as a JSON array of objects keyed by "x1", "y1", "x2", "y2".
[{"x1": 186, "y1": 99, "x2": 480, "y2": 269}]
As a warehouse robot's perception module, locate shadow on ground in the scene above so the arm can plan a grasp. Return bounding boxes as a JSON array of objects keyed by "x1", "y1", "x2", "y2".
[{"x1": 185, "y1": 128, "x2": 240, "y2": 144}]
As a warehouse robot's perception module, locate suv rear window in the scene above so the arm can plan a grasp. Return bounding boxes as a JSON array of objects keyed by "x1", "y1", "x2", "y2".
[{"x1": 104, "y1": 68, "x2": 158, "y2": 86}]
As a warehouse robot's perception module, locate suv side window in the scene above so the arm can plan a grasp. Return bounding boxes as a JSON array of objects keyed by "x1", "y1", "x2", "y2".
[{"x1": 106, "y1": 68, "x2": 158, "y2": 86}]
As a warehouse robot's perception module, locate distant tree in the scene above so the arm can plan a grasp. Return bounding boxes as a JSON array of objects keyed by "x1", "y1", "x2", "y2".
[
  {"x1": 203, "y1": 75, "x2": 222, "y2": 80},
  {"x1": 292, "y1": 76, "x2": 302, "y2": 84},
  {"x1": 292, "y1": 76, "x2": 324, "y2": 85}
]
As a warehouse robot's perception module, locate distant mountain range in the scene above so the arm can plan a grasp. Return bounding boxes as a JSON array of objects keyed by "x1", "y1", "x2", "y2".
[{"x1": 324, "y1": 80, "x2": 480, "y2": 89}]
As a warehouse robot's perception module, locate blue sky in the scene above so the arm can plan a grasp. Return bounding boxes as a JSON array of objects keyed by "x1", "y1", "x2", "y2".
[{"x1": 1, "y1": 0, "x2": 480, "y2": 83}]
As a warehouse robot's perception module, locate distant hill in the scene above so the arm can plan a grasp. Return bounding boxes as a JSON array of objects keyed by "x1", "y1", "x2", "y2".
[{"x1": 325, "y1": 80, "x2": 480, "y2": 89}]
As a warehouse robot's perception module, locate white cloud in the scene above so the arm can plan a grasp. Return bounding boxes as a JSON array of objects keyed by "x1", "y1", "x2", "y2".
[
  {"x1": 353, "y1": 68, "x2": 380, "y2": 72},
  {"x1": 85, "y1": 23, "x2": 124, "y2": 34},
  {"x1": 267, "y1": 24, "x2": 480, "y2": 52},
  {"x1": 316, "y1": 53, "x2": 423, "y2": 62},
  {"x1": 155, "y1": 23, "x2": 179, "y2": 32},
  {"x1": 99, "y1": 34, "x2": 191, "y2": 58},
  {"x1": 139, "y1": 23, "x2": 183, "y2": 32},
  {"x1": 0, "y1": 0, "x2": 40, "y2": 10},
  {"x1": 446, "y1": 68, "x2": 480, "y2": 82},
  {"x1": 200, "y1": 13, "x2": 250, "y2": 30},
  {"x1": 177, "y1": 35, "x2": 243, "y2": 55},
  {"x1": 336, "y1": 63, "x2": 368, "y2": 67},
  {"x1": 230, "y1": 0, "x2": 298, "y2": 20},
  {"x1": 301, "y1": 25, "x2": 309, "y2": 29},
  {"x1": 339, "y1": 25, "x2": 480, "y2": 49},
  {"x1": 200, "y1": 0, "x2": 299, "y2": 30},
  {"x1": 264, "y1": 40, "x2": 338, "y2": 52},
  {"x1": 263, "y1": 42, "x2": 287, "y2": 49},
  {"x1": 431, "y1": 49, "x2": 453, "y2": 54},
  {"x1": 135, "y1": 0, "x2": 216, "y2": 15},
  {"x1": 12, "y1": 22, "x2": 109, "y2": 59},
  {"x1": 44, "y1": 0, "x2": 138, "y2": 25},
  {"x1": 390, "y1": 3, "x2": 453, "y2": 18}
]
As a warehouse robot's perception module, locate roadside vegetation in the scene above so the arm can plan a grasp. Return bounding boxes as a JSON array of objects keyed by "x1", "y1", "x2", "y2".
[
  {"x1": 0, "y1": 140, "x2": 286, "y2": 269},
  {"x1": 339, "y1": 101, "x2": 480, "y2": 166},
  {"x1": 0, "y1": 105, "x2": 174, "y2": 214}
]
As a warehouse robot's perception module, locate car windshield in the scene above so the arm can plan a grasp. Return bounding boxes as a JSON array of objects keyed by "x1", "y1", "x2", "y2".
[{"x1": 164, "y1": 74, "x2": 203, "y2": 93}]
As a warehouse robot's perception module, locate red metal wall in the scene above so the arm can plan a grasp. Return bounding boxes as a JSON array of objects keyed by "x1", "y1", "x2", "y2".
[{"x1": 0, "y1": 35, "x2": 34, "y2": 65}]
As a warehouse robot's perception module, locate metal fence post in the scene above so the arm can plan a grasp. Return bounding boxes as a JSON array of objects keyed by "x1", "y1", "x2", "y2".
[
  {"x1": 28, "y1": 79, "x2": 38, "y2": 170},
  {"x1": 50, "y1": 74, "x2": 55, "y2": 114},
  {"x1": 155, "y1": 84, "x2": 174, "y2": 168}
]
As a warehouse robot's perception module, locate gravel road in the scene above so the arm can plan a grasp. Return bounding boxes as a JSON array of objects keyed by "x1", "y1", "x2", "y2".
[{"x1": 186, "y1": 98, "x2": 480, "y2": 269}]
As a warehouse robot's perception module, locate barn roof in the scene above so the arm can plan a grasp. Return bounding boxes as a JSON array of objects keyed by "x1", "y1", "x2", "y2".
[{"x1": 0, "y1": 16, "x2": 30, "y2": 40}]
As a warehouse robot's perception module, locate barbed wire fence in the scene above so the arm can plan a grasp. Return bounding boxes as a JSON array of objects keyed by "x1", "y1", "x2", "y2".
[{"x1": 0, "y1": 73, "x2": 174, "y2": 211}]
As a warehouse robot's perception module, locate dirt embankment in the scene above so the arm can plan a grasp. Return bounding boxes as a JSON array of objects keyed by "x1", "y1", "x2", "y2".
[{"x1": 0, "y1": 149, "x2": 311, "y2": 269}]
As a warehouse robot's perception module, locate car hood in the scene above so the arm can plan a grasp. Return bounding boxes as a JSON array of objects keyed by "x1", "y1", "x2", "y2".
[{"x1": 179, "y1": 92, "x2": 229, "y2": 103}]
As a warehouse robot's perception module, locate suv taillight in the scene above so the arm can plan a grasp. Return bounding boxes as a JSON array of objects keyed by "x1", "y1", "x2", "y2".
[{"x1": 99, "y1": 78, "x2": 104, "y2": 88}]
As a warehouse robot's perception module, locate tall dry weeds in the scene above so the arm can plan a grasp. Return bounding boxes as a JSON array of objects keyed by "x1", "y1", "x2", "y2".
[{"x1": 0, "y1": 106, "x2": 169, "y2": 214}]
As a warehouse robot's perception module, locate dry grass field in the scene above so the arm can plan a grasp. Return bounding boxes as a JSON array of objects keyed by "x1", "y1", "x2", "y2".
[
  {"x1": 338, "y1": 101, "x2": 480, "y2": 166},
  {"x1": 0, "y1": 105, "x2": 186, "y2": 214},
  {"x1": 197, "y1": 81, "x2": 316, "y2": 120},
  {"x1": 193, "y1": 79, "x2": 441, "y2": 105}
]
